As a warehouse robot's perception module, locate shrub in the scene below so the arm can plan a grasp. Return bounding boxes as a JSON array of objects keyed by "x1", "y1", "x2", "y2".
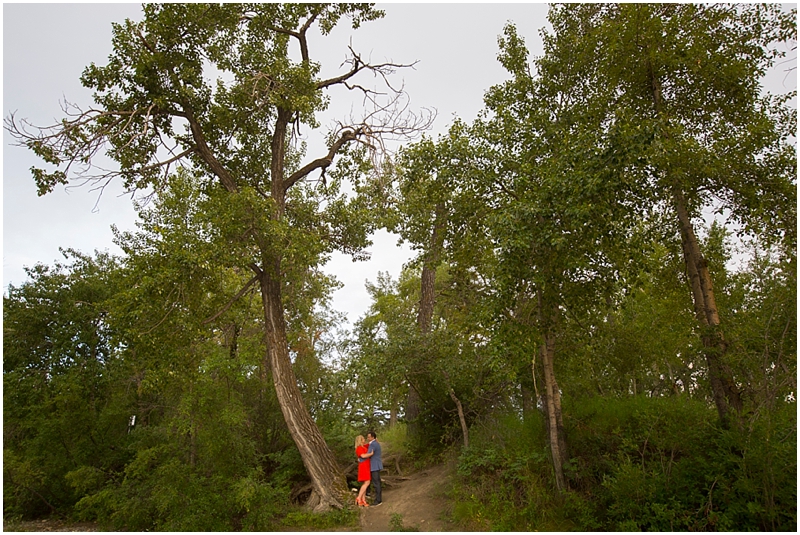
[{"x1": 449, "y1": 397, "x2": 797, "y2": 531}]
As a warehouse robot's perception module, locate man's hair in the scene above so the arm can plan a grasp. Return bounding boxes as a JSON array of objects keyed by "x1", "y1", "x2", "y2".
[{"x1": 367, "y1": 430, "x2": 377, "y2": 439}]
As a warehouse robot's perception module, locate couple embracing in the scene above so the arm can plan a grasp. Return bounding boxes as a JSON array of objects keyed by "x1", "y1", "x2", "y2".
[{"x1": 354, "y1": 431, "x2": 383, "y2": 507}]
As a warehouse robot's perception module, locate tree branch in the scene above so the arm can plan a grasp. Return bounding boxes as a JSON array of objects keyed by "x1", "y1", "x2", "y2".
[
  {"x1": 317, "y1": 45, "x2": 418, "y2": 90},
  {"x1": 260, "y1": 9, "x2": 319, "y2": 64},
  {"x1": 182, "y1": 104, "x2": 239, "y2": 193},
  {"x1": 202, "y1": 274, "x2": 259, "y2": 324},
  {"x1": 283, "y1": 128, "x2": 360, "y2": 192}
]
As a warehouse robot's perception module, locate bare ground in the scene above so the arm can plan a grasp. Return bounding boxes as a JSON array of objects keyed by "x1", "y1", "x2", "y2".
[{"x1": 359, "y1": 463, "x2": 457, "y2": 532}]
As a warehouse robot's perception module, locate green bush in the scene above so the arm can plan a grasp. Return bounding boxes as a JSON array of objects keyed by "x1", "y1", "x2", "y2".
[
  {"x1": 389, "y1": 512, "x2": 420, "y2": 531},
  {"x1": 449, "y1": 397, "x2": 797, "y2": 531},
  {"x1": 569, "y1": 396, "x2": 797, "y2": 531}
]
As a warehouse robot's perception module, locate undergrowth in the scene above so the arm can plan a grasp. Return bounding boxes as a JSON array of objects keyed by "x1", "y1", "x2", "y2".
[{"x1": 448, "y1": 397, "x2": 797, "y2": 531}]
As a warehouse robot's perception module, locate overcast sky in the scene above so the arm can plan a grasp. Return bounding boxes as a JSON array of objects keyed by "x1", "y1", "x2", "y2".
[
  {"x1": 2, "y1": 2, "x2": 551, "y2": 326},
  {"x1": 3, "y1": 3, "x2": 794, "y2": 327}
]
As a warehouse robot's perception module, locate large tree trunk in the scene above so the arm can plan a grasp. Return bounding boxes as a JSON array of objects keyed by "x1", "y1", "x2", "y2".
[
  {"x1": 258, "y1": 265, "x2": 349, "y2": 512},
  {"x1": 255, "y1": 107, "x2": 348, "y2": 512},
  {"x1": 405, "y1": 382, "x2": 422, "y2": 439},
  {"x1": 673, "y1": 190, "x2": 743, "y2": 427},
  {"x1": 405, "y1": 245, "x2": 436, "y2": 441}
]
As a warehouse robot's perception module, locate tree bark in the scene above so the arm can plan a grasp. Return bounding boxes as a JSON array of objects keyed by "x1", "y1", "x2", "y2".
[
  {"x1": 252, "y1": 106, "x2": 349, "y2": 512},
  {"x1": 673, "y1": 190, "x2": 743, "y2": 427},
  {"x1": 537, "y1": 295, "x2": 568, "y2": 492},
  {"x1": 258, "y1": 265, "x2": 349, "y2": 512},
  {"x1": 409, "y1": 202, "x2": 447, "y2": 441}
]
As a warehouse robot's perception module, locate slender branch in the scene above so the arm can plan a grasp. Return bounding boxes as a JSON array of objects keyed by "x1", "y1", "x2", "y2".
[
  {"x1": 296, "y1": 10, "x2": 320, "y2": 63},
  {"x1": 494, "y1": 178, "x2": 519, "y2": 200},
  {"x1": 317, "y1": 45, "x2": 418, "y2": 90},
  {"x1": 182, "y1": 104, "x2": 239, "y2": 193},
  {"x1": 202, "y1": 274, "x2": 259, "y2": 324},
  {"x1": 136, "y1": 28, "x2": 157, "y2": 55},
  {"x1": 133, "y1": 146, "x2": 196, "y2": 176},
  {"x1": 142, "y1": 302, "x2": 178, "y2": 336}
]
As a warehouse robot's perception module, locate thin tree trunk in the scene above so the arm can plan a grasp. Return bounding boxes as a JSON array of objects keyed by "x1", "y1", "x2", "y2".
[
  {"x1": 537, "y1": 294, "x2": 568, "y2": 492},
  {"x1": 188, "y1": 381, "x2": 197, "y2": 468},
  {"x1": 405, "y1": 383, "x2": 421, "y2": 439},
  {"x1": 441, "y1": 366, "x2": 469, "y2": 449},
  {"x1": 409, "y1": 202, "x2": 447, "y2": 441},
  {"x1": 674, "y1": 190, "x2": 743, "y2": 426},
  {"x1": 540, "y1": 332, "x2": 566, "y2": 492},
  {"x1": 449, "y1": 387, "x2": 469, "y2": 449},
  {"x1": 648, "y1": 58, "x2": 742, "y2": 428},
  {"x1": 521, "y1": 382, "x2": 534, "y2": 422}
]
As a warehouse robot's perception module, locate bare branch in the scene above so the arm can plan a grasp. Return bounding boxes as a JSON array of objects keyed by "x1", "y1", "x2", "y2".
[
  {"x1": 4, "y1": 101, "x2": 197, "y2": 196},
  {"x1": 317, "y1": 44, "x2": 419, "y2": 90}
]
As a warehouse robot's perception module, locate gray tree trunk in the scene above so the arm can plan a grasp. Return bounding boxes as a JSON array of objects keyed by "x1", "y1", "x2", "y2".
[{"x1": 674, "y1": 190, "x2": 743, "y2": 427}]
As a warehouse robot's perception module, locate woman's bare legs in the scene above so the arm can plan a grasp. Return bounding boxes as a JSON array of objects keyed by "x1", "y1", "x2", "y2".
[{"x1": 357, "y1": 480, "x2": 370, "y2": 506}]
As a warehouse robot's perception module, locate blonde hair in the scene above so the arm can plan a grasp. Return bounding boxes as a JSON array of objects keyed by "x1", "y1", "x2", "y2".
[{"x1": 354, "y1": 435, "x2": 366, "y2": 449}]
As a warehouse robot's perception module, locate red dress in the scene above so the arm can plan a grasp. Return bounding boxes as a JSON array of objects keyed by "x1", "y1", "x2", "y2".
[{"x1": 356, "y1": 445, "x2": 371, "y2": 482}]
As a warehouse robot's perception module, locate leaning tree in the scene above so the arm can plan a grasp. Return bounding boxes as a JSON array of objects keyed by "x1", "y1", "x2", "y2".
[{"x1": 6, "y1": 3, "x2": 430, "y2": 511}]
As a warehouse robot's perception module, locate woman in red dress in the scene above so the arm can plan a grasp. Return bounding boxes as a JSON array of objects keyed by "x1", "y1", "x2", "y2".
[{"x1": 355, "y1": 435, "x2": 371, "y2": 507}]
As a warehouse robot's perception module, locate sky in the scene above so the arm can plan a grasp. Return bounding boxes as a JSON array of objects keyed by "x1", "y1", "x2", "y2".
[
  {"x1": 3, "y1": 3, "x2": 795, "y2": 328},
  {"x1": 2, "y1": 2, "x2": 551, "y2": 327}
]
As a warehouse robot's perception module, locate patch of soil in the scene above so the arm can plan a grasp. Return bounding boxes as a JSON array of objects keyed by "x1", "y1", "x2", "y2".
[{"x1": 359, "y1": 463, "x2": 456, "y2": 532}]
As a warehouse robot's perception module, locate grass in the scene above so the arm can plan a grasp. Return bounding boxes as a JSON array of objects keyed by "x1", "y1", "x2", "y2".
[
  {"x1": 280, "y1": 507, "x2": 360, "y2": 530},
  {"x1": 389, "y1": 513, "x2": 420, "y2": 532}
]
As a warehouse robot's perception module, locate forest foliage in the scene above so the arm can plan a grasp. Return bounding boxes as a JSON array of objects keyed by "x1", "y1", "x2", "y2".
[{"x1": 4, "y1": 3, "x2": 796, "y2": 531}]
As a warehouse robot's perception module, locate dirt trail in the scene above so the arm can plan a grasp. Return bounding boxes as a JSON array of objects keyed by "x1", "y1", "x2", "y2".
[{"x1": 359, "y1": 463, "x2": 455, "y2": 532}]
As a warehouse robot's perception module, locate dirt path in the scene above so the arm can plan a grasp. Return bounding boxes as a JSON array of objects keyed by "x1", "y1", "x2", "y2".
[{"x1": 359, "y1": 463, "x2": 455, "y2": 532}]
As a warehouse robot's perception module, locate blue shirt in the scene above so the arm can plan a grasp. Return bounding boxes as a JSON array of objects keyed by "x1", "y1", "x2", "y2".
[{"x1": 367, "y1": 439, "x2": 383, "y2": 472}]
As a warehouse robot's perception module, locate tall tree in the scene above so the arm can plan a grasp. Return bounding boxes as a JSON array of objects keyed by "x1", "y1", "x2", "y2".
[
  {"x1": 389, "y1": 123, "x2": 487, "y2": 446},
  {"x1": 6, "y1": 3, "x2": 428, "y2": 510},
  {"x1": 536, "y1": 3, "x2": 796, "y2": 427},
  {"x1": 471, "y1": 22, "x2": 646, "y2": 491}
]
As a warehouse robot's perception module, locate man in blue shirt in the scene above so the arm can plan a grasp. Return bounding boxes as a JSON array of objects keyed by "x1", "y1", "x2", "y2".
[{"x1": 359, "y1": 430, "x2": 383, "y2": 505}]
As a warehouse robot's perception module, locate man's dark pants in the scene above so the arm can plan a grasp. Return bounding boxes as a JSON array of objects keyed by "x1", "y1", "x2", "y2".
[{"x1": 370, "y1": 470, "x2": 382, "y2": 504}]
